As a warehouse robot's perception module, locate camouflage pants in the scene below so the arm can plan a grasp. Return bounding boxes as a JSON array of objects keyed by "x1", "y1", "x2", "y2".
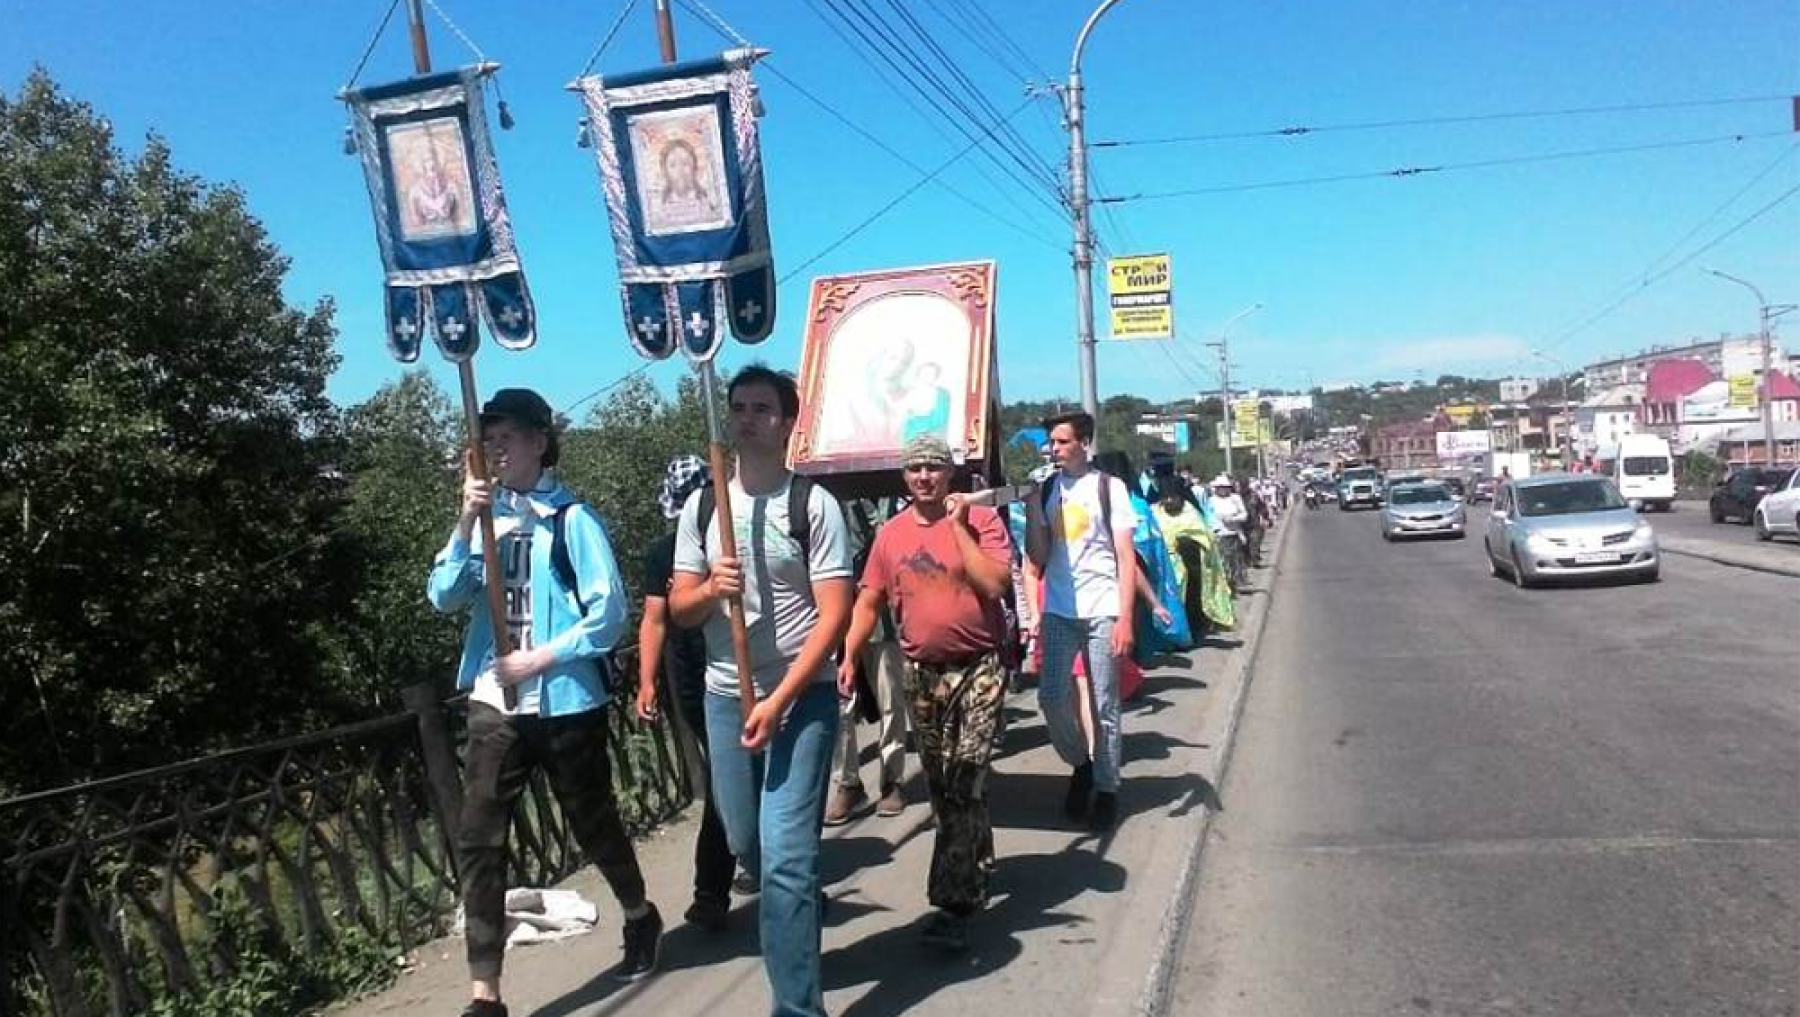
[{"x1": 903, "y1": 651, "x2": 1006, "y2": 916}]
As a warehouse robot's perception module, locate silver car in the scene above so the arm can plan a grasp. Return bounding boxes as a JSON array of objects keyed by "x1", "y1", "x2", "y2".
[
  {"x1": 1485, "y1": 473, "x2": 1660, "y2": 587},
  {"x1": 1380, "y1": 481, "x2": 1466, "y2": 540}
]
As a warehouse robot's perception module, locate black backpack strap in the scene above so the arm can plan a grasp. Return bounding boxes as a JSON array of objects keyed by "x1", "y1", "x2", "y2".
[
  {"x1": 699, "y1": 476, "x2": 814, "y2": 564},
  {"x1": 1039, "y1": 473, "x2": 1114, "y2": 542},
  {"x1": 550, "y1": 503, "x2": 587, "y2": 617},
  {"x1": 696, "y1": 486, "x2": 716, "y2": 556},
  {"x1": 788, "y1": 474, "x2": 815, "y2": 564}
]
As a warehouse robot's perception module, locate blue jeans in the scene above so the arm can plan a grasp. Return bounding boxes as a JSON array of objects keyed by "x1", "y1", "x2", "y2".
[
  {"x1": 1037, "y1": 613, "x2": 1123, "y2": 792},
  {"x1": 704, "y1": 683, "x2": 839, "y2": 1017}
]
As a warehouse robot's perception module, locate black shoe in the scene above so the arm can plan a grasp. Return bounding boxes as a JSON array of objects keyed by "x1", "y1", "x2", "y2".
[
  {"x1": 460, "y1": 1001, "x2": 507, "y2": 1017},
  {"x1": 1089, "y1": 791, "x2": 1118, "y2": 832},
  {"x1": 1064, "y1": 763, "x2": 1094, "y2": 821},
  {"x1": 732, "y1": 867, "x2": 759, "y2": 895},
  {"x1": 684, "y1": 891, "x2": 729, "y2": 932},
  {"x1": 616, "y1": 903, "x2": 663, "y2": 981}
]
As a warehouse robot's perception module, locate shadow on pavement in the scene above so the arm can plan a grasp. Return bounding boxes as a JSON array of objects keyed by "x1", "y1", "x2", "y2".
[{"x1": 822, "y1": 846, "x2": 1129, "y2": 1017}]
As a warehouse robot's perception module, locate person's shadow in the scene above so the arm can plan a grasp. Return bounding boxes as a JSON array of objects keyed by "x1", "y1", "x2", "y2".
[{"x1": 820, "y1": 844, "x2": 1129, "y2": 1017}]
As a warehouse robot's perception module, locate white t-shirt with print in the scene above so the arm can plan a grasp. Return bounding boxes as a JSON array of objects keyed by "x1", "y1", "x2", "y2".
[
  {"x1": 1042, "y1": 470, "x2": 1138, "y2": 621},
  {"x1": 470, "y1": 501, "x2": 542, "y2": 715}
]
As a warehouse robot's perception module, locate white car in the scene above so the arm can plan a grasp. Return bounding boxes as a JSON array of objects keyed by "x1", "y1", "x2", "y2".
[{"x1": 1753, "y1": 468, "x2": 1800, "y2": 542}]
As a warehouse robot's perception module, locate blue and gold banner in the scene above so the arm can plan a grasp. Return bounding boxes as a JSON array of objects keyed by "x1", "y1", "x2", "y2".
[
  {"x1": 575, "y1": 49, "x2": 775, "y2": 363},
  {"x1": 344, "y1": 66, "x2": 535, "y2": 363}
]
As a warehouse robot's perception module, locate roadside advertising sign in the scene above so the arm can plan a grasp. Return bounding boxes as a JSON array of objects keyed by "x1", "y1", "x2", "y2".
[
  {"x1": 1435, "y1": 429, "x2": 1493, "y2": 459},
  {"x1": 1728, "y1": 375, "x2": 1759, "y2": 409},
  {"x1": 1232, "y1": 398, "x2": 1260, "y2": 445},
  {"x1": 1106, "y1": 253, "x2": 1173, "y2": 339}
]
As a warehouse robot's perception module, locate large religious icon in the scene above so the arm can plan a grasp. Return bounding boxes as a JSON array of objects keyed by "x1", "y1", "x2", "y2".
[
  {"x1": 792, "y1": 261, "x2": 997, "y2": 479},
  {"x1": 629, "y1": 107, "x2": 733, "y2": 236},
  {"x1": 388, "y1": 118, "x2": 478, "y2": 242}
]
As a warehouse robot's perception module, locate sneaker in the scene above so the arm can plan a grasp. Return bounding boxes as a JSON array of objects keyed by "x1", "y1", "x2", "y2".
[
  {"x1": 460, "y1": 1001, "x2": 507, "y2": 1017},
  {"x1": 616, "y1": 903, "x2": 663, "y2": 981},
  {"x1": 876, "y1": 783, "x2": 906, "y2": 817},
  {"x1": 732, "y1": 867, "x2": 759, "y2": 895},
  {"x1": 1089, "y1": 791, "x2": 1118, "y2": 832},
  {"x1": 684, "y1": 891, "x2": 728, "y2": 932},
  {"x1": 1064, "y1": 763, "x2": 1094, "y2": 821},
  {"x1": 919, "y1": 910, "x2": 969, "y2": 951},
  {"x1": 824, "y1": 784, "x2": 867, "y2": 826}
]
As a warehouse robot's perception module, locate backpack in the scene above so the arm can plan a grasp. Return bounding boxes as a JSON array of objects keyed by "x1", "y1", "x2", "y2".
[
  {"x1": 545, "y1": 501, "x2": 622, "y2": 693},
  {"x1": 695, "y1": 474, "x2": 816, "y2": 563}
]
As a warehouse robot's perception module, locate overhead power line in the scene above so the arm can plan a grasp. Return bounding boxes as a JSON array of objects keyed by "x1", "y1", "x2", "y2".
[
  {"x1": 780, "y1": 97, "x2": 1042, "y2": 283},
  {"x1": 1099, "y1": 129, "x2": 1793, "y2": 203},
  {"x1": 1538, "y1": 175, "x2": 1800, "y2": 354},
  {"x1": 675, "y1": 0, "x2": 1063, "y2": 252},
  {"x1": 1093, "y1": 94, "x2": 1796, "y2": 148}
]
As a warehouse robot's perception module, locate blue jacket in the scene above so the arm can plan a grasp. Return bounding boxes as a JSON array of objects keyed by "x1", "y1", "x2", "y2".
[{"x1": 426, "y1": 472, "x2": 628, "y2": 717}]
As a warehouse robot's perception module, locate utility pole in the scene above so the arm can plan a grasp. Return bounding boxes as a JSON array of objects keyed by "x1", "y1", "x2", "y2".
[
  {"x1": 1208, "y1": 303, "x2": 1262, "y2": 477},
  {"x1": 1065, "y1": 0, "x2": 1125, "y2": 419},
  {"x1": 1706, "y1": 269, "x2": 1795, "y2": 467}
]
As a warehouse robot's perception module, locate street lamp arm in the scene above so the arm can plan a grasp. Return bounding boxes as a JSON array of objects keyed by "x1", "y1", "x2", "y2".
[
  {"x1": 1071, "y1": 0, "x2": 1127, "y2": 76},
  {"x1": 1705, "y1": 267, "x2": 1767, "y2": 308}
]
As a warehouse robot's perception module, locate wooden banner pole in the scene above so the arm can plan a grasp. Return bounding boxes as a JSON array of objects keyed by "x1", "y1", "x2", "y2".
[
  {"x1": 652, "y1": 0, "x2": 758, "y2": 722},
  {"x1": 406, "y1": 0, "x2": 516, "y2": 707}
]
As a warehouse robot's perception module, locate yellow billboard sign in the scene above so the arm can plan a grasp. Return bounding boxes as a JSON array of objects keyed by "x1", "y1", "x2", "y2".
[
  {"x1": 1728, "y1": 375, "x2": 1758, "y2": 409},
  {"x1": 1232, "y1": 398, "x2": 1261, "y2": 446},
  {"x1": 1442, "y1": 403, "x2": 1481, "y2": 426},
  {"x1": 1106, "y1": 253, "x2": 1173, "y2": 339}
]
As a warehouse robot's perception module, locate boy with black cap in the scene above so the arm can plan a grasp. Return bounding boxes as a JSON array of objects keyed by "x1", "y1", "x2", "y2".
[{"x1": 427, "y1": 388, "x2": 662, "y2": 1017}]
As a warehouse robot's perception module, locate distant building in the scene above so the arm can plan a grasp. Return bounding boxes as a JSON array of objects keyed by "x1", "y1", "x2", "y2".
[
  {"x1": 1573, "y1": 383, "x2": 1643, "y2": 457},
  {"x1": 1499, "y1": 377, "x2": 1539, "y2": 403},
  {"x1": 1370, "y1": 418, "x2": 1441, "y2": 469},
  {"x1": 1581, "y1": 334, "x2": 1783, "y2": 391}
]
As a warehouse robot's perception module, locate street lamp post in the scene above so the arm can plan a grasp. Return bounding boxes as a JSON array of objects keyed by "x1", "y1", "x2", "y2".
[
  {"x1": 1207, "y1": 302, "x2": 1262, "y2": 477},
  {"x1": 1705, "y1": 268, "x2": 1795, "y2": 466},
  {"x1": 1531, "y1": 349, "x2": 1570, "y2": 467},
  {"x1": 1066, "y1": 0, "x2": 1126, "y2": 419}
]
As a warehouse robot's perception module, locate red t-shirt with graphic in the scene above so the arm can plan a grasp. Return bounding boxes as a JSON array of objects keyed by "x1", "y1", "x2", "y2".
[{"x1": 862, "y1": 505, "x2": 1011, "y2": 664}]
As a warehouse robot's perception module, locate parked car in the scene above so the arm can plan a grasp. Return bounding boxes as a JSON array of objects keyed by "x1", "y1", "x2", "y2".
[
  {"x1": 1753, "y1": 468, "x2": 1800, "y2": 542},
  {"x1": 1380, "y1": 482, "x2": 1466, "y2": 540},
  {"x1": 1485, "y1": 473, "x2": 1659, "y2": 587},
  {"x1": 1710, "y1": 467, "x2": 1794, "y2": 524}
]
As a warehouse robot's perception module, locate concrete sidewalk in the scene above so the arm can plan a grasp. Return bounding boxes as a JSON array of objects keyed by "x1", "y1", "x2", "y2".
[
  {"x1": 1657, "y1": 535, "x2": 1800, "y2": 579},
  {"x1": 341, "y1": 517, "x2": 1292, "y2": 1017}
]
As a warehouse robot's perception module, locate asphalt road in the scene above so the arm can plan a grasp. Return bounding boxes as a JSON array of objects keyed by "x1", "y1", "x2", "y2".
[{"x1": 1171, "y1": 504, "x2": 1800, "y2": 1017}]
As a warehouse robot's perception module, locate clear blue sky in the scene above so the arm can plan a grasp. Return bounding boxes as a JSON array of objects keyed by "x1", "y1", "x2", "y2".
[{"x1": 6, "y1": 0, "x2": 1797, "y2": 416}]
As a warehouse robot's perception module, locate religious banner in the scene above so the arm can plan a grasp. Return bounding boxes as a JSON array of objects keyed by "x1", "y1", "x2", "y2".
[
  {"x1": 791, "y1": 261, "x2": 998, "y2": 479},
  {"x1": 343, "y1": 66, "x2": 536, "y2": 363},
  {"x1": 574, "y1": 49, "x2": 775, "y2": 362}
]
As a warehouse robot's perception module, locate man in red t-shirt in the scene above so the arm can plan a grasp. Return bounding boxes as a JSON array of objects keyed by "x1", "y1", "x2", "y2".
[{"x1": 840, "y1": 434, "x2": 1013, "y2": 951}]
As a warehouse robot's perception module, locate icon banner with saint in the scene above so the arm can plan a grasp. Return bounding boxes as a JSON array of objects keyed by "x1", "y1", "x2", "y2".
[
  {"x1": 343, "y1": 65, "x2": 536, "y2": 362},
  {"x1": 574, "y1": 48, "x2": 775, "y2": 362}
]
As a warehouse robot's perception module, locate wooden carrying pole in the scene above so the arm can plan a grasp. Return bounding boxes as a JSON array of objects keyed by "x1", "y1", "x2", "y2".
[
  {"x1": 406, "y1": 0, "x2": 516, "y2": 707},
  {"x1": 651, "y1": 0, "x2": 758, "y2": 720}
]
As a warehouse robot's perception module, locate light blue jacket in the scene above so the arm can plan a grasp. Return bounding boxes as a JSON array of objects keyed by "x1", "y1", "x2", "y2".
[{"x1": 426, "y1": 472, "x2": 628, "y2": 717}]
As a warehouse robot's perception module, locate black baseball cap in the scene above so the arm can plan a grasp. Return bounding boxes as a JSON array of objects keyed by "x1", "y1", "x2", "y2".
[{"x1": 479, "y1": 388, "x2": 554, "y2": 431}]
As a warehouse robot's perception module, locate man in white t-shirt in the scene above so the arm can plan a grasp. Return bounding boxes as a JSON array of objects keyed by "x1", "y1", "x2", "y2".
[
  {"x1": 668, "y1": 364, "x2": 852, "y2": 1017},
  {"x1": 1023, "y1": 410, "x2": 1139, "y2": 831}
]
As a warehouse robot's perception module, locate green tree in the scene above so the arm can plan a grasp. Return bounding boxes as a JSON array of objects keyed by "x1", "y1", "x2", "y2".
[
  {"x1": 324, "y1": 371, "x2": 463, "y2": 710},
  {"x1": 557, "y1": 374, "x2": 711, "y2": 598},
  {"x1": 0, "y1": 72, "x2": 346, "y2": 790}
]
